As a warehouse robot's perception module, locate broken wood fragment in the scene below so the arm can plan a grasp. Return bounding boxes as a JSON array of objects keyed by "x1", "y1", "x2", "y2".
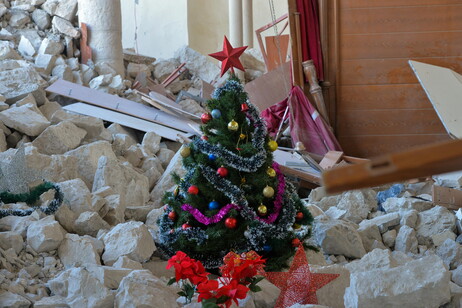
[
  {"x1": 80, "y1": 22, "x2": 92, "y2": 65},
  {"x1": 319, "y1": 150, "x2": 343, "y2": 170},
  {"x1": 323, "y1": 139, "x2": 462, "y2": 194},
  {"x1": 432, "y1": 185, "x2": 462, "y2": 210}
]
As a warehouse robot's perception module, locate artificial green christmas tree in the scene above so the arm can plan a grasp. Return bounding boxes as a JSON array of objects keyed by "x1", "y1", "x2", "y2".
[{"x1": 156, "y1": 76, "x2": 313, "y2": 271}]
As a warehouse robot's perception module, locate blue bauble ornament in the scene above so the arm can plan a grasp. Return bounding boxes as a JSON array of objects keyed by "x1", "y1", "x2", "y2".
[
  {"x1": 263, "y1": 245, "x2": 272, "y2": 252},
  {"x1": 209, "y1": 201, "x2": 220, "y2": 210},
  {"x1": 211, "y1": 109, "x2": 222, "y2": 119},
  {"x1": 208, "y1": 154, "x2": 217, "y2": 161}
]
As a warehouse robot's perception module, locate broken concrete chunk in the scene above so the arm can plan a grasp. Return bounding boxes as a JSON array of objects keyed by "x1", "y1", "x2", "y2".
[
  {"x1": 0, "y1": 231, "x2": 24, "y2": 255},
  {"x1": 58, "y1": 178, "x2": 93, "y2": 215},
  {"x1": 32, "y1": 120, "x2": 86, "y2": 155},
  {"x1": 436, "y1": 238, "x2": 462, "y2": 270},
  {"x1": 54, "y1": 0, "x2": 77, "y2": 21},
  {"x1": 85, "y1": 264, "x2": 133, "y2": 290},
  {"x1": 18, "y1": 35, "x2": 36, "y2": 57},
  {"x1": 26, "y1": 216, "x2": 66, "y2": 253},
  {"x1": 314, "y1": 218, "x2": 366, "y2": 259},
  {"x1": 382, "y1": 229, "x2": 397, "y2": 248},
  {"x1": 38, "y1": 37, "x2": 64, "y2": 55},
  {"x1": 358, "y1": 224, "x2": 386, "y2": 252},
  {"x1": 0, "y1": 291, "x2": 31, "y2": 308},
  {"x1": 416, "y1": 206, "x2": 456, "y2": 246},
  {"x1": 0, "y1": 64, "x2": 47, "y2": 103},
  {"x1": 74, "y1": 211, "x2": 110, "y2": 237},
  {"x1": 126, "y1": 62, "x2": 151, "y2": 78},
  {"x1": 344, "y1": 255, "x2": 450, "y2": 308},
  {"x1": 394, "y1": 225, "x2": 418, "y2": 254},
  {"x1": 9, "y1": 10, "x2": 31, "y2": 28},
  {"x1": 0, "y1": 41, "x2": 22, "y2": 61},
  {"x1": 359, "y1": 212, "x2": 400, "y2": 234},
  {"x1": 382, "y1": 197, "x2": 433, "y2": 213},
  {"x1": 65, "y1": 141, "x2": 117, "y2": 188},
  {"x1": 32, "y1": 8, "x2": 51, "y2": 30},
  {"x1": 0, "y1": 103, "x2": 50, "y2": 136},
  {"x1": 115, "y1": 270, "x2": 179, "y2": 308},
  {"x1": 52, "y1": 16, "x2": 80, "y2": 38},
  {"x1": 113, "y1": 256, "x2": 143, "y2": 270},
  {"x1": 102, "y1": 221, "x2": 155, "y2": 265},
  {"x1": 58, "y1": 233, "x2": 101, "y2": 268}
]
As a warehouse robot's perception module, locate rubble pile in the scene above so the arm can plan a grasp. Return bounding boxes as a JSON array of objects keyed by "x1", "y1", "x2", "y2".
[{"x1": 1, "y1": 1, "x2": 462, "y2": 308}]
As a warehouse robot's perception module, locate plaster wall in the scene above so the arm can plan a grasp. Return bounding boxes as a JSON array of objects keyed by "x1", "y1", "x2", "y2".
[{"x1": 121, "y1": 0, "x2": 288, "y2": 58}]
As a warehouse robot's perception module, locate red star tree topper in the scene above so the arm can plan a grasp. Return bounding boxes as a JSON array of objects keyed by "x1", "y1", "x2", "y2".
[
  {"x1": 263, "y1": 245, "x2": 339, "y2": 308},
  {"x1": 209, "y1": 36, "x2": 248, "y2": 77}
]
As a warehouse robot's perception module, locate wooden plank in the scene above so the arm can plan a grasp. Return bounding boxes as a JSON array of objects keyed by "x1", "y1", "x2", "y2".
[
  {"x1": 340, "y1": 0, "x2": 462, "y2": 9},
  {"x1": 336, "y1": 109, "x2": 446, "y2": 136},
  {"x1": 340, "y1": 57, "x2": 462, "y2": 86},
  {"x1": 265, "y1": 35, "x2": 290, "y2": 72},
  {"x1": 432, "y1": 185, "x2": 462, "y2": 210},
  {"x1": 63, "y1": 103, "x2": 189, "y2": 141},
  {"x1": 80, "y1": 23, "x2": 92, "y2": 65},
  {"x1": 323, "y1": 139, "x2": 462, "y2": 194},
  {"x1": 341, "y1": 32, "x2": 462, "y2": 60},
  {"x1": 341, "y1": 6, "x2": 462, "y2": 34},
  {"x1": 319, "y1": 151, "x2": 344, "y2": 169},
  {"x1": 244, "y1": 61, "x2": 291, "y2": 112},
  {"x1": 339, "y1": 84, "x2": 431, "y2": 111},
  {"x1": 338, "y1": 135, "x2": 451, "y2": 158},
  {"x1": 409, "y1": 60, "x2": 462, "y2": 139},
  {"x1": 46, "y1": 79, "x2": 200, "y2": 135}
]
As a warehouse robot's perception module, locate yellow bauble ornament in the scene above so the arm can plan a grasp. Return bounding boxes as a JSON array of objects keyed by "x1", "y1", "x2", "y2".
[
  {"x1": 239, "y1": 133, "x2": 246, "y2": 140},
  {"x1": 267, "y1": 168, "x2": 276, "y2": 177},
  {"x1": 258, "y1": 204, "x2": 268, "y2": 216},
  {"x1": 263, "y1": 186, "x2": 275, "y2": 198},
  {"x1": 268, "y1": 140, "x2": 278, "y2": 152},
  {"x1": 241, "y1": 177, "x2": 246, "y2": 184},
  {"x1": 180, "y1": 146, "x2": 191, "y2": 158},
  {"x1": 228, "y1": 120, "x2": 239, "y2": 131},
  {"x1": 293, "y1": 223, "x2": 301, "y2": 230}
]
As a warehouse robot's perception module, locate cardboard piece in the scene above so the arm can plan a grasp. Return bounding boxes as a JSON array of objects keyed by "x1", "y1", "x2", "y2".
[
  {"x1": 46, "y1": 79, "x2": 200, "y2": 135},
  {"x1": 265, "y1": 34, "x2": 290, "y2": 72},
  {"x1": 432, "y1": 185, "x2": 462, "y2": 210},
  {"x1": 323, "y1": 139, "x2": 462, "y2": 194},
  {"x1": 64, "y1": 103, "x2": 189, "y2": 141},
  {"x1": 409, "y1": 60, "x2": 462, "y2": 139},
  {"x1": 244, "y1": 62, "x2": 292, "y2": 112}
]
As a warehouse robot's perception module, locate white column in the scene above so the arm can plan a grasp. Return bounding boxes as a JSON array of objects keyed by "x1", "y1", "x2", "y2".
[
  {"x1": 243, "y1": 0, "x2": 253, "y2": 48},
  {"x1": 229, "y1": 0, "x2": 244, "y2": 79},
  {"x1": 78, "y1": 0, "x2": 125, "y2": 77}
]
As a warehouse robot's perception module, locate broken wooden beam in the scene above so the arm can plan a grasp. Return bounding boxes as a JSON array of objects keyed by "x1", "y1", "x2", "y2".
[{"x1": 323, "y1": 139, "x2": 462, "y2": 194}]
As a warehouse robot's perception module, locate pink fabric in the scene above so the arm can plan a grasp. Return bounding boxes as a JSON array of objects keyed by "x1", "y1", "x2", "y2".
[
  {"x1": 261, "y1": 86, "x2": 341, "y2": 156},
  {"x1": 296, "y1": 0, "x2": 324, "y2": 81}
]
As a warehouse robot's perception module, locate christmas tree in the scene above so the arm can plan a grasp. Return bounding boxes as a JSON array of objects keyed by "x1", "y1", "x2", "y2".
[{"x1": 156, "y1": 77, "x2": 313, "y2": 271}]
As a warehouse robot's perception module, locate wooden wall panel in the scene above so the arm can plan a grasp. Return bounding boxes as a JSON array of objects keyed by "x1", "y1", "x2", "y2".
[
  {"x1": 338, "y1": 135, "x2": 451, "y2": 158},
  {"x1": 337, "y1": 110, "x2": 447, "y2": 136},
  {"x1": 340, "y1": 0, "x2": 462, "y2": 9},
  {"x1": 339, "y1": 84, "x2": 430, "y2": 110},
  {"x1": 341, "y1": 6, "x2": 462, "y2": 34},
  {"x1": 326, "y1": 0, "x2": 461, "y2": 157}
]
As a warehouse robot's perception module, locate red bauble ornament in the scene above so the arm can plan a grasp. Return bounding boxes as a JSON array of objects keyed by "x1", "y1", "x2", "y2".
[
  {"x1": 217, "y1": 166, "x2": 229, "y2": 177},
  {"x1": 296, "y1": 212, "x2": 304, "y2": 221},
  {"x1": 241, "y1": 103, "x2": 249, "y2": 112},
  {"x1": 209, "y1": 36, "x2": 248, "y2": 77},
  {"x1": 291, "y1": 238, "x2": 301, "y2": 247},
  {"x1": 201, "y1": 135, "x2": 208, "y2": 141},
  {"x1": 225, "y1": 217, "x2": 237, "y2": 229},
  {"x1": 188, "y1": 185, "x2": 199, "y2": 195},
  {"x1": 201, "y1": 113, "x2": 212, "y2": 124},
  {"x1": 182, "y1": 223, "x2": 191, "y2": 230},
  {"x1": 168, "y1": 211, "x2": 177, "y2": 221},
  {"x1": 263, "y1": 245, "x2": 339, "y2": 307}
]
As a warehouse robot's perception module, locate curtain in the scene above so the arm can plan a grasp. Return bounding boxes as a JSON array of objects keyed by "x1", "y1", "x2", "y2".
[{"x1": 296, "y1": 0, "x2": 324, "y2": 81}]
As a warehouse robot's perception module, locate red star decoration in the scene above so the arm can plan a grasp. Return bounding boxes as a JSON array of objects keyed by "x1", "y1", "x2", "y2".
[
  {"x1": 209, "y1": 36, "x2": 247, "y2": 77},
  {"x1": 263, "y1": 245, "x2": 339, "y2": 308}
]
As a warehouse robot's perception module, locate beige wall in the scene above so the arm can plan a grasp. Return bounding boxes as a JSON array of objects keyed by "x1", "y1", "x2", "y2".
[
  {"x1": 121, "y1": 0, "x2": 188, "y2": 59},
  {"x1": 122, "y1": 0, "x2": 288, "y2": 58}
]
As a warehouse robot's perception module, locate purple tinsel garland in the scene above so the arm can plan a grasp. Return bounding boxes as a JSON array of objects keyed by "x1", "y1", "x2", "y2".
[
  {"x1": 181, "y1": 203, "x2": 241, "y2": 225},
  {"x1": 181, "y1": 162, "x2": 286, "y2": 225}
]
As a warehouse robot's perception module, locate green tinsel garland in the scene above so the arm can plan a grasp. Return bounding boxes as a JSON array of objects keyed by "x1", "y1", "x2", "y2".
[{"x1": 0, "y1": 182, "x2": 63, "y2": 218}]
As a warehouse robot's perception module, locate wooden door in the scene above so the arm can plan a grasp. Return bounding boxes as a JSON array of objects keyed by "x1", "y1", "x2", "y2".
[{"x1": 325, "y1": 0, "x2": 461, "y2": 157}]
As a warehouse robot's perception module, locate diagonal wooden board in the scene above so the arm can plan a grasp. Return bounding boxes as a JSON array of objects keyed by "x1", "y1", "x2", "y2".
[
  {"x1": 63, "y1": 103, "x2": 191, "y2": 141},
  {"x1": 46, "y1": 79, "x2": 200, "y2": 135},
  {"x1": 409, "y1": 60, "x2": 462, "y2": 139}
]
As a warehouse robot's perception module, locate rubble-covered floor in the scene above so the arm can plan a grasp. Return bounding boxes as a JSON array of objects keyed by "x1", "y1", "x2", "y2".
[{"x1": 1, "y1": 1, "x2": 462, "y2": 308}]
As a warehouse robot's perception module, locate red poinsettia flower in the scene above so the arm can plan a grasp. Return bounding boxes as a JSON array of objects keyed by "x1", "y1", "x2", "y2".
[
  {"x1": 166, "y1": 251, "x2": 210, "y2": 284},
  {"x1": 220, "y1": 251, "x2": 265, "y2": 284},
  {"x1": 217, "y1": 279, "x2": 250, "y2": 308},
  {"x1": 197, "y1": 279, "x2": 219, "y2": 302}
]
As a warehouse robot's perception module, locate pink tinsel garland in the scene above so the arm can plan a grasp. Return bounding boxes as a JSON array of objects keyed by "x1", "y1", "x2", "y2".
[{"x1": 181, "y1": 162, "x2": 286, "y2": 225}]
